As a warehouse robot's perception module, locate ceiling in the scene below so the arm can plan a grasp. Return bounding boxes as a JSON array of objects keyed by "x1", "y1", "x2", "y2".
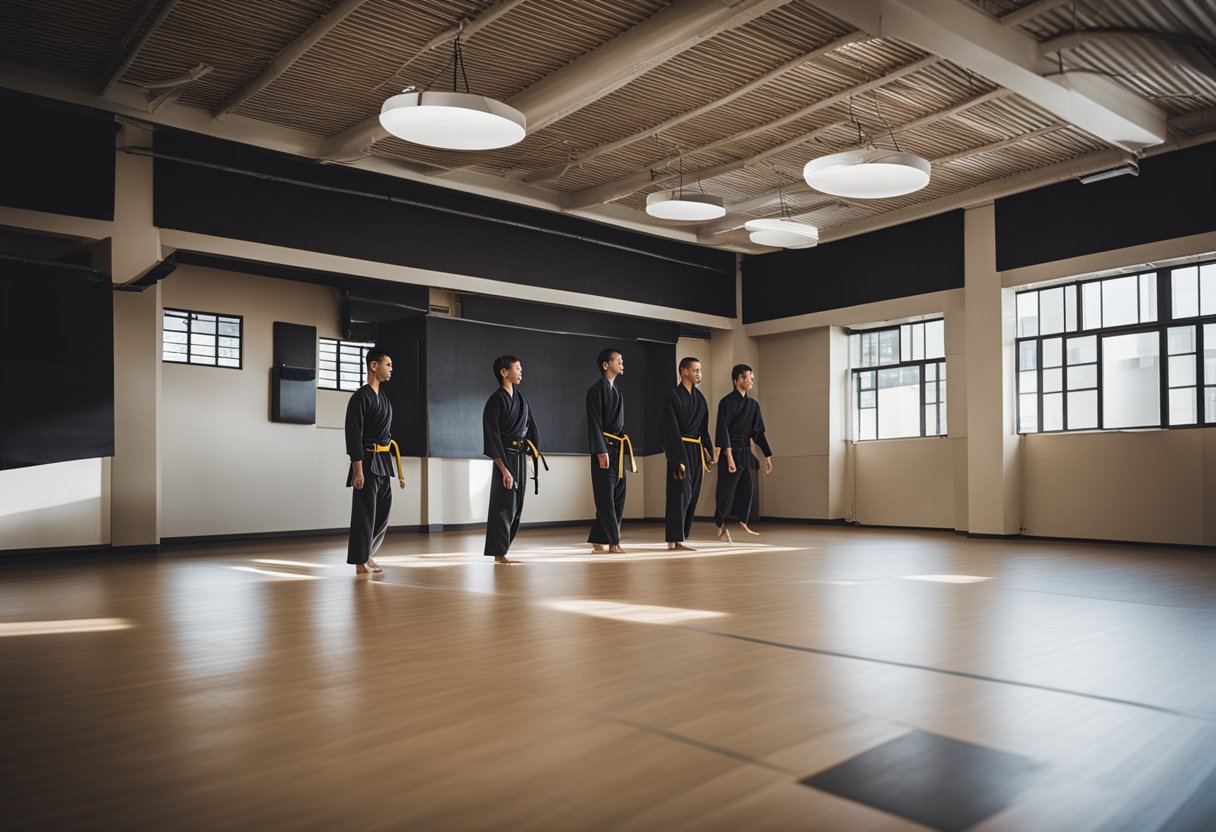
[{"x1": 1, "y1": 0, "x2": 1213, "y2": 252}]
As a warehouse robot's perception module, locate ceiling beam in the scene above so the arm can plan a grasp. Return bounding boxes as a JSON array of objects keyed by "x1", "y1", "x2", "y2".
[
  {"x1": 211, "y1": 0, "x2": 375, "y2": 118},
  {"x1": 807, "y1": 0, "x2": 1167, "y2": 150},
  {"x1": 564, "y1": 55, "x2": 938, "y2": 210},
  {"x1": 507, "y1": 0, "x2": 796, "y2": 135},
  {"x1": 998, "y1": 0, "x2": 1072, "y2": 28},
  {"x1": 98, "y1": 0, "x2": 183, "y2": 96},
  {"x1": 520, "y1": 31, "x2": 867, "y2": 183}
]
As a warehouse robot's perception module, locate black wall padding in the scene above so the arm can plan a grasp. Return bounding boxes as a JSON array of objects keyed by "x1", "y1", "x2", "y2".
[
  {"x1": 152, "y1": 129, "x2": 737, "y2": 317},
  {"x1": 374, "y1": 315, "x2": 428, "y2": 458},
  {"x1": 0, "y1": 260, "x2": 114, "y2": 468},
  {"x1": 459, "y1": 295, "x2": 680, "y2": 343},
  {"x1": 995, "y1": 142, "x2": 1216, "y2": 272},
  {"x1": 742, "y1": 211, "x2": 965, "y2": 323},
  {"x1": 172, "y1": 251, "x2": 429, "y2": 311},
  {"x1": 270, "y1": 322, "x2": 317, "y2": 425},
  {"x1": 0, "y1": 90, "x2": 116, "y2": 221},
  {"x1": 425, "y1": 316, "x2": 674, "y2": 458}
]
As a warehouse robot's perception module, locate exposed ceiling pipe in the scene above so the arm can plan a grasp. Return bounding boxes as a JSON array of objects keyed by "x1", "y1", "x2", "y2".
[{"x1": 98, "y1": 0, "x2": 183, "y2": 96}]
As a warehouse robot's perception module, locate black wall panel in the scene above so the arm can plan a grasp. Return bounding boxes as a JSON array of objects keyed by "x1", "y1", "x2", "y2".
[
  {"x1": 153, "y1": 130, "x2": 736, "y2": 317},
  {"x1": 995, "y1": 142, "x2": 1216, "y2": 272},
  {"x1": 0, "y1": 259, "x2": 114, "y2": 468},
  {"x1": 0, "y1": 91, "x2": 116, "y2": 221},
  {"x1": 374, "y1": 315, "x2": 428, "y2": 458},
  {"x1": 425, "y1": 316, "x2": 673, "y2": 458},
  {"x1": 742, "y1": 211, "x2": 964, "y2": 323}
]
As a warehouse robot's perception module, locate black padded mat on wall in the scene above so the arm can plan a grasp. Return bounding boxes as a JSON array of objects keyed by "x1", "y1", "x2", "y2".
[
  {"x1": 0, "y1": 260, "x2": 114, "y2": 468},
  {"x1": 425, "y1": 316, "x2": 674, "y2": 458}
]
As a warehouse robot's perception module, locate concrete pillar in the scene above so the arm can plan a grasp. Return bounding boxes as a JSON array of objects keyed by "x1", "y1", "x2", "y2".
[
  {"x1": 964, "y1": 204, "x2": 1021, "y2": 534},
  {"x1": 108, "y1": 125, "x2": 163, "y2": 548}
]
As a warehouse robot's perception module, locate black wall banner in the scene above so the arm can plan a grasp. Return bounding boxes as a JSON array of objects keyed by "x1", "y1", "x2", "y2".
[
  {"x1": 742, "y1": 210, "x2": 965, "y2": 323},
  {"x1": 152, "y1": 129, "x2": 737, "y2": 318},
  {"x1": 995, "y1": 141, "x2": 1216, "y2": 272},
  {"x1": 0, "y1": 259, "x2": 114, "y2": 468},
  {"x1": 424, "y1": 316, "x2": 674, "y2": 458},
  {"x1": 0, "y1": 90, "x2": 117, "y2": 221}
]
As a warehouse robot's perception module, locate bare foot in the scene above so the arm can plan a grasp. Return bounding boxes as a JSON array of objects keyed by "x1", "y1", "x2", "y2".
[
  {"x1": 590, "y1": 544, "x2": 606, "y2": 553},
  {"x1": 493, "y1": 555, "x2": 519, "y2": 564},
  {"x1": 608, "y1": 544, "x2": 625, "y2": 554},
  {"x1": 366, "y1": 559, "x2": 384, "y2": 573},
  {"x1": 667, "y1": 542, "x2": 696, "y2": 551},
  {"x1": 739, "y1": 522, "x2": 760, "y2": 536},
  {"x1": 716, "y1": 525, "x2": 733, "y2": 543},
  {"x1": 355, "y1": 564, "x2": 370, "y2": 575}
]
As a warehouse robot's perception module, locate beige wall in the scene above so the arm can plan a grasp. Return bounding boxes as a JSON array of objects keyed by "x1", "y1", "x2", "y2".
[
  {"x1": 1023, "y1": 421, "x2": 1216, "y2": 546},
  {"x1": 159, "y1": 264, "x2": 422, "y2": 537},
  {"x1": 854, "y1": 439, "x2": 955, "y2": 528}
]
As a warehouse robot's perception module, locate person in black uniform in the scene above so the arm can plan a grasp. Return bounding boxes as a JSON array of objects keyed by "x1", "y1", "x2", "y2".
[
  {"x1": 483, "y1": 354, "x2": 540, "y2": 564},
  {"x1": 659, "y1": 356, "x2": 716, "y2": 551},
  {"x1": 586, "y1": 348, "x2": 634, "y2": 554},
  {"x1": 714, "y1": 364, "x2": 774, "y2": 542},
  {"x1": 345, "y1": 347, "x2": 405, "y2": 575}
]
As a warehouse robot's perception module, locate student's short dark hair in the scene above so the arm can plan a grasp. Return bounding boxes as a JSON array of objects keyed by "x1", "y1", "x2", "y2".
[
  {"x1": 678, "y1": 356, "x2": 700, "y2": 371},
  {"x1": 493, "y1": 354, "x2": 520, "y2": 382},
  {"x1": 732, "y1": 363, "x2": 753, "y2": 382},
  {"x1": 597, "y1": 348, "x2": 622, "y2": 373},
  {"x1": 366, "y1": 347, "x2": 389, "y2": 368}
]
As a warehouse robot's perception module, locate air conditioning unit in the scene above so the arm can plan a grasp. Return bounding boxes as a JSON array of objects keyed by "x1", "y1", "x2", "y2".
[{"x1": 1079, "y1": 160, "x2": 1138, "y2": 184}]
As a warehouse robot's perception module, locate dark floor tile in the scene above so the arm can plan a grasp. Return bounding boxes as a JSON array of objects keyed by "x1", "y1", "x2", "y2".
[{"x1": 801, "y1": 730, "x2": 1041, "y2": 831}]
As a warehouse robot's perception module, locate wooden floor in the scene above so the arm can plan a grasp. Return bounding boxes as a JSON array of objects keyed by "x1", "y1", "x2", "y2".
[{"x1": 2, "y1": 523, "x2": 1214, "y2": 831}]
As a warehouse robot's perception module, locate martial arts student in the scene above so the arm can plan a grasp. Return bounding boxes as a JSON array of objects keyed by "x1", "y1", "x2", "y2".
[
  {"x1": 483, "y1": 354, "x2": 541, "y2": 564},
  {"x1": 659, "y1": 356, "x2": 716, "y2": 551},
  {"x1": 586, "y1": 348, "x2": 635, "y2": 554},
  {"x1": 713, "y1": 364, "x2": 774, "y2": 542},
  {"x1": 345, "y1": 348, "x2": 405, "y2": 575}
]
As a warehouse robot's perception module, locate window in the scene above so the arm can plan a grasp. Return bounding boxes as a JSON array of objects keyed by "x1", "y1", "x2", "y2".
[
  {"x1": 1017, "y1": 260, "x2": 1216, "y2": 433},
  {"x1": 850, "y1": 319, "x2": 946, "y2": 440},
  {"x1": 163, "y1": 308, "x2": 242, "y2": 368},
  {"x1": 318, "y1": 338, "x2": 374, "y2": 391}
]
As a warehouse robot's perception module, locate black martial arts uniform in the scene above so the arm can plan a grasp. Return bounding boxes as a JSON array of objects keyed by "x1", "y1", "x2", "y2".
[
  {"x1": 586, "y1": 376, "x2": 630, "y2": 546},
  {"x1": 345, "y1": 384, "x2": 398, "y2": 565},
  {"x1": 659, "y1": 383, "x2": 713, "y2": 543},
  {"x1": 483, "y1": 386, "x2": 539, "y2": 557},
  {"x1": 713, "y1": 389, "x2": 773, "y2": 526}
]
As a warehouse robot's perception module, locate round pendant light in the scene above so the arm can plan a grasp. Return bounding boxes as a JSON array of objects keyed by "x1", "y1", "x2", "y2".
[
  {"x1": 744, "y1": 218, "x2": 819, "y2": 249},
  {"x1": 379, "y1": 91, "x2": 526, "y2": 151},
  {"x1": 803, "y1": 149, "x2": 930, "y2": 199},
  {"x1": 645, "y1": 190, "x2": 726, "y2": 221}
]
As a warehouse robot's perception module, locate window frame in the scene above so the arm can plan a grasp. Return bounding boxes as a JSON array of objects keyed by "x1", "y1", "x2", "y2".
[
  {"x1": 162, "y1": 307, "x2": 243, "y2": 370},
  {"x1": 317, "y1": 337, "x2": 373, "y2": 392},
  {"x1": 1016, "y1": 260, "x2": 1216, "y2": 434},
  {"x1": 849, "y1": 319, "x2": 947, "y2": 442}
]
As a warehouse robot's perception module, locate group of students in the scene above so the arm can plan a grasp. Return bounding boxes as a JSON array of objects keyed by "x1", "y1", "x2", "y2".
[{"x1": 343, "y1": 347, "x2": 773, "y2": 574}]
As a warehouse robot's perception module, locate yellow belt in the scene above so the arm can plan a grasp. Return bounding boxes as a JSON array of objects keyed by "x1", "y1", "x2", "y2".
[
  {"x1": 368, "y1": 440, "x2": 405, "y2": 488},
  {"x1": 602, "y1": 432, "x2": 637, "y2": 478},
  {"x1": 681, "y1": 436, "x2": 710, "y2": 473}
]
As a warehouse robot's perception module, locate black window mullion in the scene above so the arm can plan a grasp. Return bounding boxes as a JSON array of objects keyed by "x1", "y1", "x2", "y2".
[
  {"x1": 1037, "y1": 338, "x2": 1044, "y2": 434},
  {"x1": 1095, "y1": 335, "x2": 1104, "y2": 429},
  {"x1": 1159, "y1": 326, "x2": 1170, "y2": 426}
]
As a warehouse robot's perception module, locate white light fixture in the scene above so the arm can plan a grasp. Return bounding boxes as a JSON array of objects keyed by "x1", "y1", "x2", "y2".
[
  {"x1": 378, "y1": 26, "x2": 525, "y2": 151},
  {"x1": 745, "y1": 218, "x2": 819, "y2": 248},
  {"x1": 646, "y1": 189, "x2": 726, "y2": 221},
  {"x1": 804, "y1": 149, "x2": 930, "y2": 199}
]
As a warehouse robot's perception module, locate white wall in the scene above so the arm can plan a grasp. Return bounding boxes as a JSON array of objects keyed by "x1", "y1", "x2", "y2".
[
  {"x1": 159, "y1": 264, "x2": 422, "y2": 537},
  {"x1": 0, "y1": 459, "x2": 110, "y2": 550}
]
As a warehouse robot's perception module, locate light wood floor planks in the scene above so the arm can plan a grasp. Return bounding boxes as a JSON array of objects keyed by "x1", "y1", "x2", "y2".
[{"x1": 1, "y1": 524, "x2": 1214, "y2": 831}]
